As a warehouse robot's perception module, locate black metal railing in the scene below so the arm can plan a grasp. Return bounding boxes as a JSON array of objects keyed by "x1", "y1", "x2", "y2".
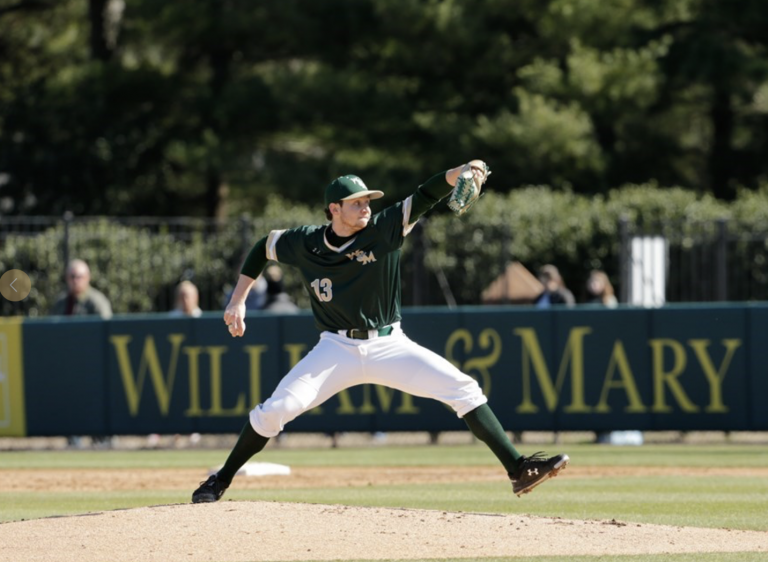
[
  {"x1": 619, "y1": 215, "x2": 768, "y2": 304},
  {"x1": 2, "y1": 213, "x2": 767, "y2": 317}
]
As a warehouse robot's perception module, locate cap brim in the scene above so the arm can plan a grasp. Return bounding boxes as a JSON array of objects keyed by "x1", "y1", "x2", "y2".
[{"x1": 341, "y1": 190, "x2": 384, "y2": 201}]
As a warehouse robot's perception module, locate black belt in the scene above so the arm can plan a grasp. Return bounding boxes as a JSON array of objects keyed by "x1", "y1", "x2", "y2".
[{"x1": 345, "y1": 326, "x2": 394, "y2": 340}]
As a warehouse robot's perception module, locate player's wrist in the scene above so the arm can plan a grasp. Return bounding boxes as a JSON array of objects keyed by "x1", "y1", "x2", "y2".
[{"x1": 445, "y1": 166, "x2": 465, "y2": 187}]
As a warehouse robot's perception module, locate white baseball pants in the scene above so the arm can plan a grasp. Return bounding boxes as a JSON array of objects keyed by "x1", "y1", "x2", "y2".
[{"x1": 249, "y1": 323, "x2": 487, "y2": 438}]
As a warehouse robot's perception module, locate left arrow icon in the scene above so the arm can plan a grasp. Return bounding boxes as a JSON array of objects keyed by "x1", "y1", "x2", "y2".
[{"x1": 1, "y1": 270, "x2": 31, "y2": 301}]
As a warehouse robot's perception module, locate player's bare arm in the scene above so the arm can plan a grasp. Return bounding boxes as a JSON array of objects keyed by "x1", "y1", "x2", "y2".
[
  {"x1": 226, "y1": 235, "x2": 271, "y2": 337},
  {"x1": 223, "y1": 274, "x2": 255, "y2": 337}
]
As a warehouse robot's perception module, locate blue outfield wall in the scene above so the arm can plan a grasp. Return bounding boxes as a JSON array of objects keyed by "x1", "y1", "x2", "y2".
[{"x1": 1, "y1": 303, "x2": 766, "y2": 437}]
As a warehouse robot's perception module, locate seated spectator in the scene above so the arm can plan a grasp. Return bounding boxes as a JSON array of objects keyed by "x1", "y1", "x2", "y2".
[
  {"x1": 51, "y1": 259, "x2": 112, "y2": 319},
  {"x1": 585, "y1": 270, "x2": 618, "y2": 307},
  {"x1": 262, "y1": 265, "x2": 300, "y2": 313},
  {"x1": 535, "y1": 264, "x2": 575, "y2": 307},
  {"x1": 170, "y1": 280, "x2": 203, "y2": 317}
]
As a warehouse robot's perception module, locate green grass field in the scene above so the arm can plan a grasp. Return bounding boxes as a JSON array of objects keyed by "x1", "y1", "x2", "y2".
[{"x1": 1, "y1": 442, "x2": 767, "y2": 562}]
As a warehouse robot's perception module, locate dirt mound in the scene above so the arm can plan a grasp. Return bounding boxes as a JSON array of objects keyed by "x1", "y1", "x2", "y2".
[
  {"x1": 2, "y1": 465, "x2": 767, "y2": 561},
  {"x1": 1, "y1": 501, "x2": 766, "y2": 562}
]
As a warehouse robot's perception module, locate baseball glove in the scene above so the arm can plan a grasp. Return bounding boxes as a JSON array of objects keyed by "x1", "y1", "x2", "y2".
[{"x1": 447, "y1": 160, "x2": 491, "y2": 216}]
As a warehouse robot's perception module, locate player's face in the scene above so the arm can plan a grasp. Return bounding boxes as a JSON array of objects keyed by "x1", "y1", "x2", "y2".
[{"x1": 335, "y1": 197, "x2": 371, "y2": 234}]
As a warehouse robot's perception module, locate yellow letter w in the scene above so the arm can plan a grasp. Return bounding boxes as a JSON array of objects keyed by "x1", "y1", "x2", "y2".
[{"x1": 110, "y1": 334, "x2": 186, "y2": 416}]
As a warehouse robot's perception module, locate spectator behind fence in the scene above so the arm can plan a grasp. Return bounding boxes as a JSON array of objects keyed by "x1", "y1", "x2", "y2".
[
  {"x1": 169, "y1": 280, "x2": 203, "y2": 317},
  {"x1": 262, "y1": 264, "x2": 300, "y2": 313},
  {"x1": 585, "y1": 270, "x2": 618, "y2": 307},
  {"x1": 51, "y1": 259, "x2": 113, "y2": 319},
  {"x1": 50, "y1": 259, "x2": 113, "y2": 448},
  {"x1": 534, "y1": 264, "x2": 575, "y2": 308}
]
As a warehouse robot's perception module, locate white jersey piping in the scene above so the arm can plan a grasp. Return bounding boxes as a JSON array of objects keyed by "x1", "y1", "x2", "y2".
[
  {"x1": 402, "y1": 195, "x2": 418, "y2": 236},
  {"x1": 323, "y1": 228, "x2": 357, "y2": 253},
  {"x1": 266, "y1": 229, "x2": 286, "y2": 261}
]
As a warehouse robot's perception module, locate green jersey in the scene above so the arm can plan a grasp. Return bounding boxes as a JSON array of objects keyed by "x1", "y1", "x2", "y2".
[
  {"x1": 266, "y1": 201, "x2": 414, "y2": 332},
  {"x1": 241, "y1": 171, "x2": 454, "y2": 332}
]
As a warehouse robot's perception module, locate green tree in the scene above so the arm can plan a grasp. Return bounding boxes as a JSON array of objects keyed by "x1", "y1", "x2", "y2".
[
  {"x1": 645, "y1": 0, "x2": 768, "y2": 199},
  {"x1": 2, "y1": 0, "x2": 768, "y2": 216}
]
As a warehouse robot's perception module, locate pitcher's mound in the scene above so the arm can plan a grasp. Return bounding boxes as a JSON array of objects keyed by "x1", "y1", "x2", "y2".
[{"x1": 1, "y1": 501, "x2": 766, "y2": 562}]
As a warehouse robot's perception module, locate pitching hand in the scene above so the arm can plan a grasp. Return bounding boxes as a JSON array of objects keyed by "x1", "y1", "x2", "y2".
[{"x1": 223, "y1": 302, "x2": 246, "y2": 337}]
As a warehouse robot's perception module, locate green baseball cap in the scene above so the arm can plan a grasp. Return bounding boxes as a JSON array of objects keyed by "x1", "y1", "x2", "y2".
[{"x1": 324, "y1": 175, "x2": 384, "y2": 207}]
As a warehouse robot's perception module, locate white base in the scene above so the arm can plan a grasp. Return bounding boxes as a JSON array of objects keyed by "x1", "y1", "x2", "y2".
[
  {"x1": 606, "y1": 430, "x2": 644, "y2": 446},
  {"x1": 210, "y1": 462, "x2": 291, "y2": 477}
]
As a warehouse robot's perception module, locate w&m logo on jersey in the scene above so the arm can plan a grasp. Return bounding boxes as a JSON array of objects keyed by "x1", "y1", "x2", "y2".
[{"x1": 346, "y1": 249, "x2": 377, "y2": 265}]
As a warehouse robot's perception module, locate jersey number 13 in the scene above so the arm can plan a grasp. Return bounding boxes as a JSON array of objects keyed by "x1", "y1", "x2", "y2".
[{"x1": 311, "y1": 278, "x2": 333, "y2": 302}]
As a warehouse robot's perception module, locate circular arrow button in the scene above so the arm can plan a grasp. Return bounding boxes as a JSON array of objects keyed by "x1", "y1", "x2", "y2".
[{"x1": 0, "y1": 269, "x2": 31, "y2": 302}]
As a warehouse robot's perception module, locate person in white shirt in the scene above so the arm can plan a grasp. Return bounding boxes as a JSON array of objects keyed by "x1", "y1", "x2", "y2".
[{"x1": 170, "y1": 280, "x2": 203, "y2": 317}]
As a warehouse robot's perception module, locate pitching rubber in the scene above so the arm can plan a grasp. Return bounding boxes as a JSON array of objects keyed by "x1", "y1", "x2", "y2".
[{"x1": 515, "y1": 454, "x2": 570, "y2": 497}]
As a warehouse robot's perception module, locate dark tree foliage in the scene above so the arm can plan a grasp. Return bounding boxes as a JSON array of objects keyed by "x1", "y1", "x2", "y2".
[{"x1": 1, "y1": 0, "x2": 767, "y2": 216}]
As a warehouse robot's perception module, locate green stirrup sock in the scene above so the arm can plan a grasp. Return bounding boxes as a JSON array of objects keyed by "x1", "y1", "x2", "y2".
[
  {"x1": 216, "y1": 422, "x2": 270, "y2": 484},
  {"x1": 463, "y1": 404, "x2": 522, "y2": 475}
]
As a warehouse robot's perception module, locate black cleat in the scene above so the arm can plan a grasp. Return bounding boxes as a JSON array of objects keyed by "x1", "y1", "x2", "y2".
[
  {"x1": 192, "y1": 474, "x2": 229, "y2": 503},
  {"x1": 510, "y1": 452, "x2": 569, "y2": 497}
]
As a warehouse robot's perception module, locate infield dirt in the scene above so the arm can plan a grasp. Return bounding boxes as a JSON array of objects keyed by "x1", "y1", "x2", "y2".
[
  {"x1": 1, "y1": 500, "x2": 767, "y2": 562},
  {"x1": 1, "y1": 465, "x2": 767, "y2": 561}
]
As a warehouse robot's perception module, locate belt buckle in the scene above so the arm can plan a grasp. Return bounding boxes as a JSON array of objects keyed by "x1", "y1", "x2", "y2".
[{"x1": 346, "y1": 326, "x2": 392, "y2": 339}]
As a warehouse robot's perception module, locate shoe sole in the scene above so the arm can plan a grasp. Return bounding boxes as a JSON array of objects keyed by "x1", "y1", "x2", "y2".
[
  {"x1": 515, "y1": 454, "x2": 570, "y2": 497},
  {"x1": 192, "y1": 494, "x2": 221, "y2": 504}
]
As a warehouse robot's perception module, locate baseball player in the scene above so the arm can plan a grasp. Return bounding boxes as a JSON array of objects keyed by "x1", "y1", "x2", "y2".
[{"x1": 192, "y1": 162, "x2": 569, "y2": 503}]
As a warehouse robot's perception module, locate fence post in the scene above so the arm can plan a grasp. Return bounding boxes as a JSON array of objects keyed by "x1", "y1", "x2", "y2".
[
  {"x1": 619, "y1": 214, "x2": 629, "y2": 304},
  {"x1": 502, "y1": 220, "x2": 512, "y2": 302},
  {"x1": 62, "y1": 211, "x2": 73, "y2": 269},
  {"x1": 716, "y1": 218, "x2": 728, "y2": 301},
  {"x1": 239, "y1": 215, "x2": 251, "y2": 258}
]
